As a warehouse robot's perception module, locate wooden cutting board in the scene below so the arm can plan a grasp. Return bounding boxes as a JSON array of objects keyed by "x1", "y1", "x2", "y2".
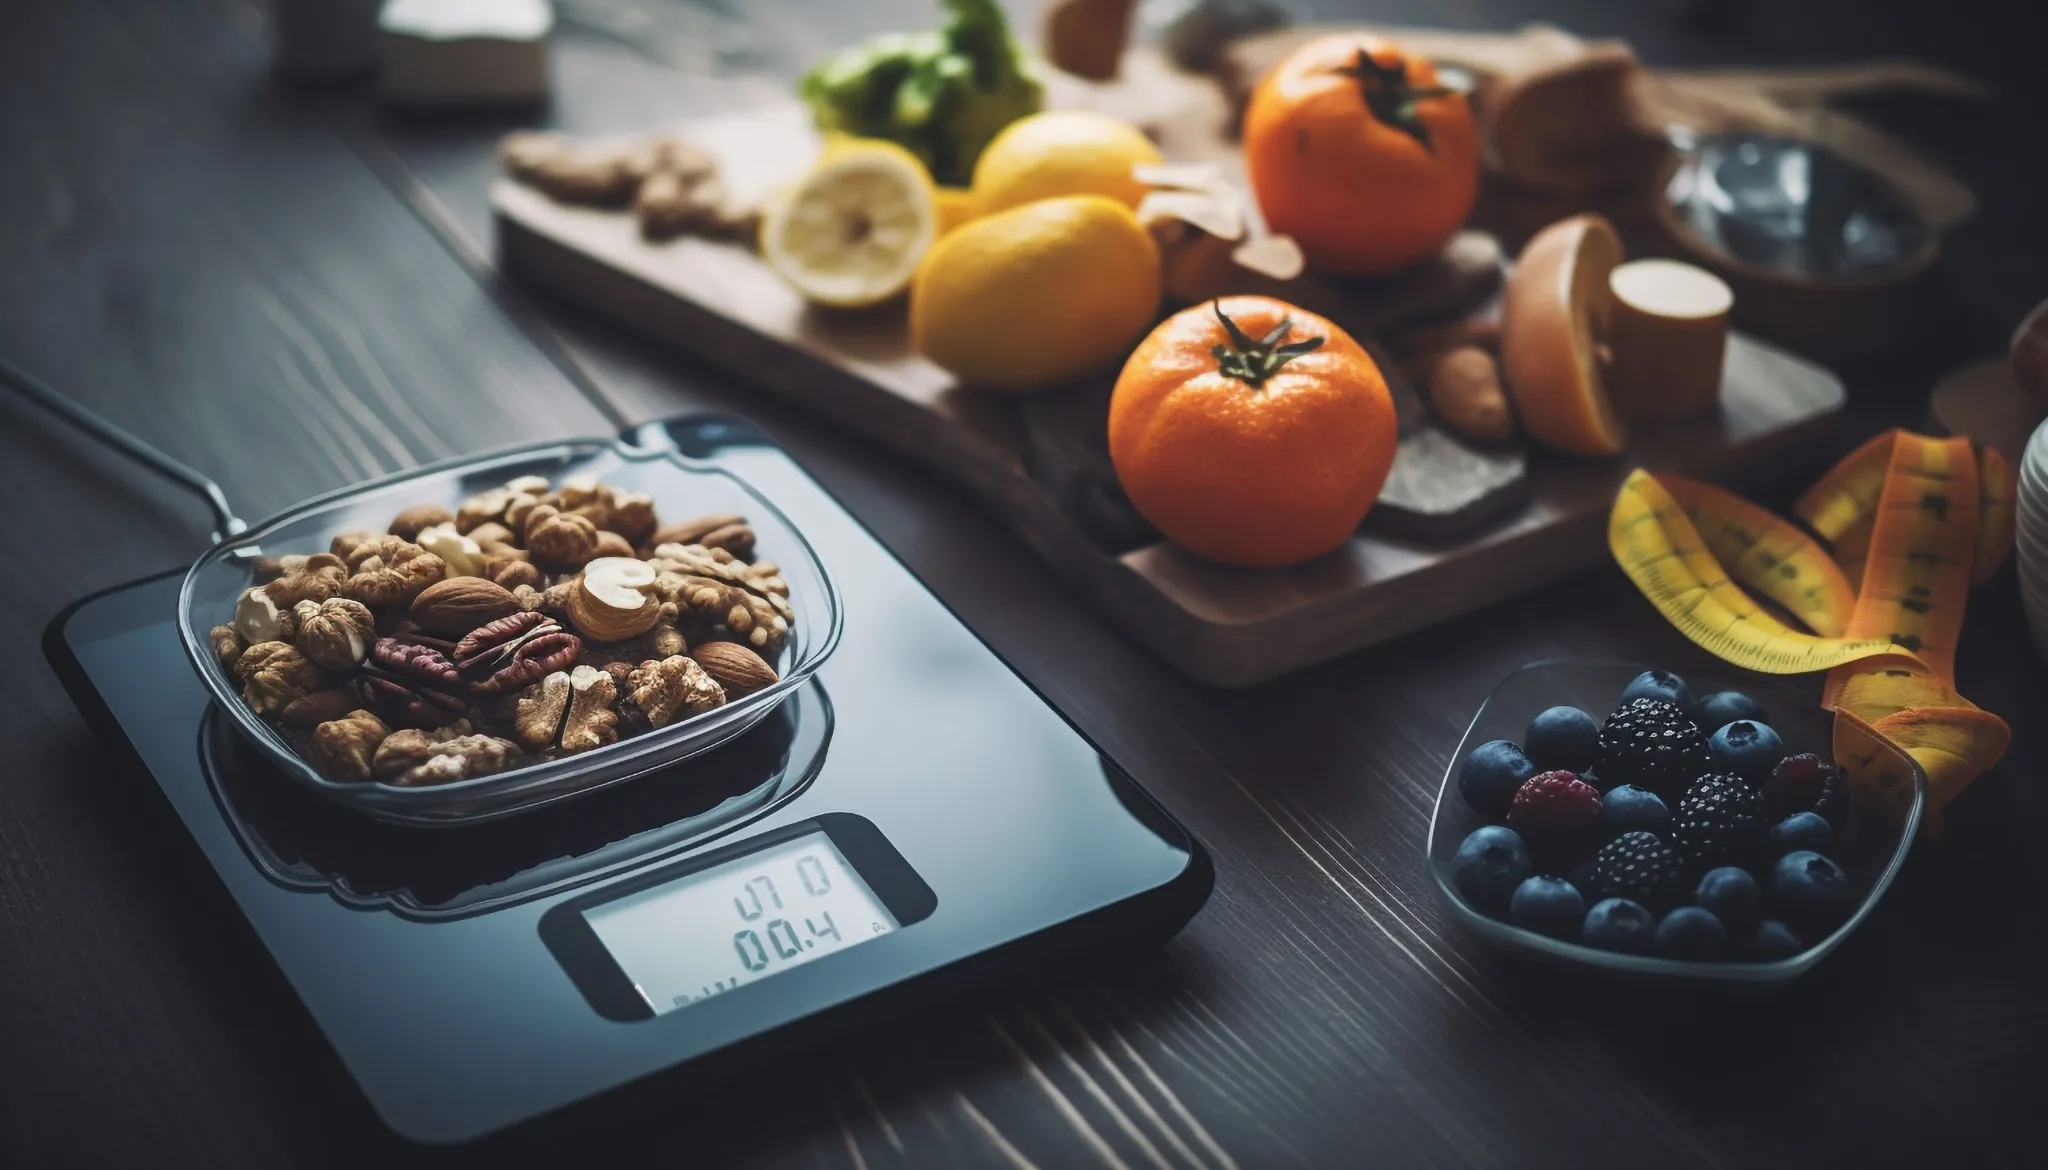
[{"x1": 493, "y1": 102, "x2": 1844, "y2": 685}]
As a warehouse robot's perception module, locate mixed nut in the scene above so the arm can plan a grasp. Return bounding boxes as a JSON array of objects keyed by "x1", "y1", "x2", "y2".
[{"x1": 208, "y1": 474, "x2": 796, "y2": 788}]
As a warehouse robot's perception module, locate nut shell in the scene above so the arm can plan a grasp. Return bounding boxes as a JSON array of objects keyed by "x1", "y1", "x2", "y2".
[
  {"x1": 411, "y1": 576, "x2": 521, "y2": 636},
  {"x1": 690, "y1": 641, "x2": 779, "y2": 697}
]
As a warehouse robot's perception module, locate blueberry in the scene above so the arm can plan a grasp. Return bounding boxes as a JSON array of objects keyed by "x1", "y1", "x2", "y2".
[
  {"x1": 1737, "y1": 920, "x2": 1804, "y2": 961},
  {"x1": 1619, "y1": 669, "x2": 1693, "y2": 712},
  {"x1": 1707, "y1": 720, "x2": 1785, "y2": 780},
  {"x1": 1654, "y1": 906, "x2": 1730, "y2": 960},
  {"x1": 1581, "y1": 898, "x2": 1656, "y2": 953},
  {"x1": 1769, "y1": 812, "x2": 1834, "y2": 858},
  {"x1": 1450, "y1": 826, "x2": 1533, "y2": 917},
  {"x1": 1600, "y1": 784, "x2": 1671, "y2": 838},
  {"x1": 1693, "y1": 867, "x2": 1761, "y2": 937},
  {"x1": 1523, "y1": 706, "x2": 1599, "y2": 772},
  {"x1": 1771, "y1": 850, "x2": 1853, "y2": 931},
  {"x1": 1696, "y1": 690, "x2": 1767, "y2": 730},
  {"x1": 1509, "y1": 875, "x2": 1585, "y2": 940},
  {"x1": 1458, "y1": 739, "x2": 1538, "y2": 819}
]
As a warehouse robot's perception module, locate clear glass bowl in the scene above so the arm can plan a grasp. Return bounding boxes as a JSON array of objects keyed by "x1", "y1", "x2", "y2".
[
  {"x1": 177, "y1": 438, "x2": 843, "y2": 827},
  {"x1": 1426, "y1": 660, "x2": 1923, "y2": 985}
]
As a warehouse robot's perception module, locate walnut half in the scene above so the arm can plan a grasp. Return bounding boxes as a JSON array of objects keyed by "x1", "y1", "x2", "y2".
[
  {"x1": 310, "y1": 709, "x2": 391, "y2": 783},
  {"x1": 560, "y1": 665, "x2": 619, "y2": 754},
  {"x1": 625, "y1": 655, "x2": 725, "y2": 728}
]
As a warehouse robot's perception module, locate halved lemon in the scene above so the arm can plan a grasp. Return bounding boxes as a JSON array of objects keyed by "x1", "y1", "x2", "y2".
[{"x1": 761, "y1": 141, "x2": 937, "y2": 309}]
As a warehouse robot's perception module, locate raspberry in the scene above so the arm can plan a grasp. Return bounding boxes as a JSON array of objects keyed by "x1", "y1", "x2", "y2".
[
  {"x1": 1595, "y1": 698, "x2": 1709, "y2": 798},
  {"x1": 1674, "y1": 773, "x2": 1767, "y2": 871},
  {"x1": 1505, "y1": 770, "x2": 1602, "y2": 856},
  {"x1": 1588, "y1": 830, "x2": 1689, "y2": 911},
  {"x1": 1762, "y1": 753, "x2": 1848, "y2": 827}
]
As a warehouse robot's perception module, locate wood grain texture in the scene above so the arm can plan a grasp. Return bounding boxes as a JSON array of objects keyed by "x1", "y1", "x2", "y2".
[
  {"x1": 494, "y1": 125, "x2": 1844, "y2": 683},
  {"x1": 4, "y1": 2, "x2": 2048, "y2": 1170}
]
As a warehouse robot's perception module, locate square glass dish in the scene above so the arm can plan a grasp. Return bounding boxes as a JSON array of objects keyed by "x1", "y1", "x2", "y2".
[
  {"x1": 1426, "y1": 660, "x2": 1923, "y2": 985},
  {"x1": 177, "y1": 438, "x2": 842, "y2": 826}
]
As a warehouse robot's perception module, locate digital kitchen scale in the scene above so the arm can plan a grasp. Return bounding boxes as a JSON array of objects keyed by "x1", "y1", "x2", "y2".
[{"x1": 43, "y1": 414, "x2": 1212, "y2": 1145}]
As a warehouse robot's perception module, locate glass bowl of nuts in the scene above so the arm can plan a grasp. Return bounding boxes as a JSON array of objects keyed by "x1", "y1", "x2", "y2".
[{"x1": 177, "y1": 438, "x2": 842, "y2": 826}]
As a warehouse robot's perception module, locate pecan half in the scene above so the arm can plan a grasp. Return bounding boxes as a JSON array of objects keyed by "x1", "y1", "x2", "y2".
[
  {"x1": 452, "y1": 611, "x2": 582, "y2": 694},
  {"x1": 352, "y1": 636, "x2": 469, "y2": 727},
  {"x1": 352, "y1": 673, "x2": 469, "y2": 729},
  {"x1": 370, "y1": 636, "x2": 462, "y2": 688}
]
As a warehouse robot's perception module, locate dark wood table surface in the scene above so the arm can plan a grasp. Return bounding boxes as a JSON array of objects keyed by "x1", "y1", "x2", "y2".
[{"x1": 4, "y1": 1, "x2": 2045, "y2": 1167}]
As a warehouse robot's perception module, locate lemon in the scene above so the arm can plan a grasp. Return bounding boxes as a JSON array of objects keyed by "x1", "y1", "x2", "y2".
[
  {"x1": 911, "y1": 194, "x2": 1161, "y2": 392},
  {"x1": 971, "y1": 110, "x2": 1163, "y2": 215},
  {"x1": 934, "y1": 186, "x2": 979, "y2": 236},
  {"x1": 762, "y1": 140, "x2": 937, "y2": 309}
]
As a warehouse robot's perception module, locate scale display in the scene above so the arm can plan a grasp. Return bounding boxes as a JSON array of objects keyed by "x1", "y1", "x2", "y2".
[{"x1": 585, "y1": 831, "x2": 896, "y2": 1015}]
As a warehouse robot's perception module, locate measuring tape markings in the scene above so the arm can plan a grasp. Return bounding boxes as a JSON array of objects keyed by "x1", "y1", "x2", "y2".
[
  {"x1": 1656, "y1": 473, "x2": 1857, "y2": 637},
  {"x1": 1816, "y1": 433, "x2": 2008, "y2": 827},
  {"x1": 1610, "y1": 471, "x2": 1911, "y2": 673}
]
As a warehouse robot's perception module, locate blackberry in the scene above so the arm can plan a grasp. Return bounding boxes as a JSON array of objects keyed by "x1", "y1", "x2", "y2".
[
  {"x1": 1674, "y1": 773, "x2": 1767, "y2": 871},
  {"x1": 1588, "y1": 830, "x2": 1689, "y2": 911},
  {"x1": 1595, "y1": 698, "x2": 1709, "y2": 798}
]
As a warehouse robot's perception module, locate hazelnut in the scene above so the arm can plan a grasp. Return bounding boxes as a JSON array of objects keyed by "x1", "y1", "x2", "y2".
[
  {"x1": 389, "y1": 503, "x2": 455, "y2": 542},
  {"x1": 567, "y1": 557, "x2": 660, "y2": 642},
  {"x1": 504, "y1": 474, "x2": 551, "y2": 496},
  {"x1": 410, "y1": 576, "x2": 520, "y2": 636},
  {"x1": 593, "y1": 530, "x2": 636, "y2": 560}
]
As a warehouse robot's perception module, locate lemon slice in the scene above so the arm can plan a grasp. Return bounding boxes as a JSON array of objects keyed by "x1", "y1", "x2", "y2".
[{"x1": 762, "y1": 142, "x2": 936, "y2": 309}]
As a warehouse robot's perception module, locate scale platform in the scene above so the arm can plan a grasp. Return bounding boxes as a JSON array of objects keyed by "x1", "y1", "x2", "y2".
[{"x1": 45, "y1": 415, "x2": 1211, "y2": 1145}]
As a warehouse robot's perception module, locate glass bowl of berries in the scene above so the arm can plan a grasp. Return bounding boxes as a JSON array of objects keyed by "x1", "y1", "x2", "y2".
[{"x1": 1426, "y1": 660, "x2": 1924, "y2": 984}]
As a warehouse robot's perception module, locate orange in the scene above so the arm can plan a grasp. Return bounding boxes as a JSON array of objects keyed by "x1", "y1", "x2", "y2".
[
  {"x1": 1108, "y1": 296, "x2": 1397, "y2": 567},
  {"x1": 1498, "y1": 214, "x2": 1626, "y2": 457},
  {"x1": 1243, "y1": 34, "x2": 1478, "y2": 277}
]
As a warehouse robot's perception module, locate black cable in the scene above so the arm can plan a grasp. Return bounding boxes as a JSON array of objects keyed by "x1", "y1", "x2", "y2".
[{"x1": 0, "y1": 352, "x2": 245, "y2": 541}]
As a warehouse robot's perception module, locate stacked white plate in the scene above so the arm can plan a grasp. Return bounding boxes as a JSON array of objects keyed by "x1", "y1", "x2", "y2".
[{"x1": 2016, "y1": 418, "x2": 2048, "y2": 662}]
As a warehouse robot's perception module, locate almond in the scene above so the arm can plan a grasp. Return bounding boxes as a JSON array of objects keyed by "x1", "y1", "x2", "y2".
[
  {"x1": 690, "y1": 641, "x2": 778, "y2": 697},
  {"x1": 410, "y1": 576, "x2": 520, "y2": 636}
]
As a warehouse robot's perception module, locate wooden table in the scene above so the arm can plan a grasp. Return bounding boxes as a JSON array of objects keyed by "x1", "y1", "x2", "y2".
[{"x1": 3, "y1": 2, "x2": 2044, "y2": 1167}]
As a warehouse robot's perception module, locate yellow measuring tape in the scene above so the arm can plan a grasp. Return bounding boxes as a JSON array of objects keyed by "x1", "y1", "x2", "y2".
[
  {"x1": 1609, "y1": 430, "x2": 2015, "y2": 833},
  {"x1": 1609, "y1": 470, "x2": 1906, "y2": 672}
]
